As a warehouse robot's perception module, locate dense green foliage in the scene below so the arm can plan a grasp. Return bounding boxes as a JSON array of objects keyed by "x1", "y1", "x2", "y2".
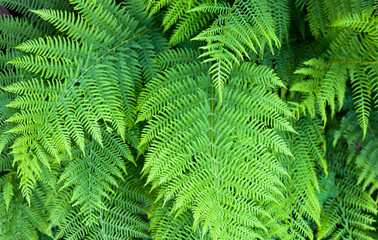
[{"x1": 0, "y1": 0, "x2": 377, "y2": 239}]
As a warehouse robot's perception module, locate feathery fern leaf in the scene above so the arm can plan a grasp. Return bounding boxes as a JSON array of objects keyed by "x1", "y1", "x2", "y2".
[
  {"x1": 151, "y1": 201, "x2": 212, "y2": 240},
  {"x1": 317, "y1": 142, "x2": 377, "y2": 240},
  {"x1": 54, "y1": 163, "x2": 151, "y2": 239},
  {"x1": 138, "y1": 48, "x2": 293, "y2": 239},
  {"x1": 192, "y1": 0, "x2": 280, "y2": 98},
  {"x1": 292, "y1": 59, "x2": 348, "y2": 123},
  {"x1": 276, "y1": 116, "x2": 326, "y2": 240},
  {"x1": 58, "y1": 129, "x2": 134, "y2": 226},
  {"x1": 2, "y1": 0, "x2": 166, "y2": 200},
  {"x1": 334, "y1": 110, "x2": 378, "y2": 195}
]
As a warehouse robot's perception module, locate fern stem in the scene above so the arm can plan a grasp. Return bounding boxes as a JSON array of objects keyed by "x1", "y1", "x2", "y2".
[
  {"x1": 214, "y1": 0, "x2": 238, "y2": 102},
  {"x1": 288, "y1": 119, "x2": 296, "y2": 235}
]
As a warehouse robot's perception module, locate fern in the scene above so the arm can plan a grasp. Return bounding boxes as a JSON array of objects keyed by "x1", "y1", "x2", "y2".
[
  {"x1": 192, "y1": 0, "x2": 281, "y2": 98},
  {"x1": 334, "y1": 111, "x2": 378, "y2": 195},
  {"x1": 275, "y1": 116, "x2": 326, "y2": 240},
  {"x1": 58, "y1": 129, "x2": 134, "y2": 225},
  {"x1": 2, "y1": 0, "x2": 165, "y2": 201},
  {"x1": 0, "y1": 0, "x2": 377, "y2": 239},
  {"x1": 150, "y1": 201, "x2": 212, "y2": 240},
  {"x1": 317, "y1": 142, "x2": 377, "y2": 240},
  {"x1": 137, "y1": 48, "x2": 293, "y2": 238},
  {"x1": 0, "y1": 181, "x2": 52, "y2": 240},
  {"x1": 292, "y1": 59, "x2": 348, "y2": 123},
  {"x1": 291, "y1": 9, "x2": 377, "y2": 135},
  {"x1": 53, "y1": 163, "x2": 151, "y2": 239}
]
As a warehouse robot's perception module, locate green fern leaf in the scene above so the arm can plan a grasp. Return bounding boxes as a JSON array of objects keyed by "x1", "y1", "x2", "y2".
[{"x1": 138, "y1": 49, "x2": 293, "y2": 239}]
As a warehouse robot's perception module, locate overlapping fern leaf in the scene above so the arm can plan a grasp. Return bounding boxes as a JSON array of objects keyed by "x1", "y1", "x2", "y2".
[
  {"x1": 0, "y1": 0, "x2": 377, "y2": 239},
  {"x1": 57, "y1": 129, "x2": 135, "y2": 226},
  {"x1": 0, "y1": 179, "x2": 52, "y2": 240},
  {"x1": 191, "y1": 0, "x2": 281, "y2": 98},
  {"x1": 1, "y1": 0, "x2": 166, "y2": 201},
  {"x1": 51, "y1": 162, "x2": 152, "y2": 239},
  {"x1": 292, "y1": 59, "x2": 348, "y2": 123},
  {"x1": 0, "y1": 0, "x2": 71, "y2": 204},
  {"x1": 292, "y1": 8, "x2": 378, "y2": 136},
  {"x1": 137, "y1": 48, "x2": 293, "y2": 239},
  {"x1": 276, "y1": 116, "x2": 326, "y2": 240},
  {"x1": 150, "y1": 201, "x2": 212, "y2": 240},
  {"x1": 334, "y1": 110, "x2": 378, "y2": 196},
  {"x1": 146, "y1": 0, "x2": 215, "y2": 46},
  {"x1": 316, "y1": 141, "x2": 377, "y2": 240}
]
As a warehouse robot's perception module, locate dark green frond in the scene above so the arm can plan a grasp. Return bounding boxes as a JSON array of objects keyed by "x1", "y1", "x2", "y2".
[{"x1": 317, "y1": 143, "x2": 377, "y2": 240}]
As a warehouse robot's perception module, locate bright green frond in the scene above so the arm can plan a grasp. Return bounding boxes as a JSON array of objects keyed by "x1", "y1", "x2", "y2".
[{"x1": 138, "y1": 49, "x2": 292, "y2": 239}]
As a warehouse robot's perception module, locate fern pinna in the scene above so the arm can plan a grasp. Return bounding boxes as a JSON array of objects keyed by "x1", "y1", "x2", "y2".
[{"x1": 0, "y1": 0, "x2": 377, "y2": 239}]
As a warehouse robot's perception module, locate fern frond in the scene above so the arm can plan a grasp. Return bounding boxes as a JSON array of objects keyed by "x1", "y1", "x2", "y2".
[
  {"x1": 170, "y1": 10, "x2": 214, "y2": 46},
  {"x1": 292, "y1": 59, "x2": 348, "y2": 123},
  {"x1": 58, "y1": 130, "x2": 133, "y2": 226},
  {"x1": 334, "y1": 110, "x2": 378, "y2": 195},
  {"x1": 15, "y1": 36, "x2": 91, "y2": 59},
  {"x1": 304, "y1": 0, "x2": 327, "y2": 37},
  {"x1": 317, "y1": 143, "x2": 377, "y2": 240},
  {"x1": 231, "y1": 62, "x2": 285, "y2": 89},
  {"x1": 9, "y1": 55, "x2": 71, "y2": 79},
  {"x1": 54, "y1": 163, "x2": 151, "y2": 239},
  {"x1": 277, "y1": 116, "x2": 326, "y2": 240},
  {"x1": 151, "y1": 201, "x2": 212, "y2": 240},
  {"x1": 31, "y1": 9, "x2": 111, "y2": 48},
  {"x1": 138, "y1": 49, "x2": 292, "y2": 238},
  {"x1": 0, "y1": 16, "x2": 44, "y2": 41},
  {"x1": 192, "y1": 0, "x2": 280, "y2": 97},
  {"x1": 269, "y1": 0, "x2": 290, "y2": 42},
  {"x1": 349, "y1": 65, "x2": 372, "y2": 137},
  {"x1": 3, "y1": 0, "x2": 165, "y2": 200},
  {"x1": 0, "y1": 0, "x2": 70, "y2": 16},
  {"x1": 0, "y1": 181, "x2": 52, "y2": 239},
  {"x1": 332, "y1": 10, "x2": 378, "y2": 33}
]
